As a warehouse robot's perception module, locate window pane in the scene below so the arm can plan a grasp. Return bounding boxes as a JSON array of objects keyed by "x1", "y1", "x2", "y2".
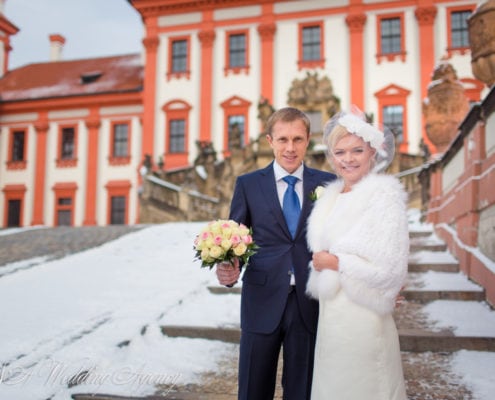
[
  {"x1": 383, "y1": 105, "x2": 404, "y2": 142},
  {"x1": 113, "y1": 123, "x2": 129, "y2": 157},
  {"x1": 172, "y1": 39, "x2": 187, "y2": 72},
  {"x1": 57, "y1": 210, "x2": 72, "y2": 226},
  {"x1": 229, "y1": 34, "x2": 246, "y2": 68},
  {"x1": 451, "y1": 10, "x2": 471, "y2": 48},
  {"x1": 306, "y1": 111, "x2": 322, "y2": 134},
  {"x1": 169, "y1": 119, "x2": 185, "y2": 153},
  {"x1": 302, "y1": 26, "x2": 321, "y2": 61},
  {"x1": 61, "y1": 127, "x2": 75, "y2": 159},
  {"x1": 380, "y1": 18, "x2": 401, "y2": 54},
  {"x1": 12, "y1": 131, "x2": 25, "y2": 161},
  {"x1": 7, "y1": 199, "x2": 21, "y2": 227},
  {"x1": 58, "y1": 197, "x2": 72, "y2": 206},
  {"x1": 228, "y1": 115, "x2": 245, "y2": 149},
  {"x1": 110, "y1": 196, "x2": 126, "y2": 225}
]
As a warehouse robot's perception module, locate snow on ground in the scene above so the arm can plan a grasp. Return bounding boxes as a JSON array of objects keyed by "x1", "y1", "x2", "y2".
[
  {"x1": 0, "y1": 219, "x2": 494, "y2": 399},
  {"x1": 422, "y1": 300, "x2": 495, "y2": 337},
  {"x1": 0, "y1": 222, "x2": 238, "y2": 399},
  {"x1": 409, "y1": 249, "x2": 459, "y2": 264},
  {"x1": 406, "y1": 271, "x2": 483, "y2": 291}
]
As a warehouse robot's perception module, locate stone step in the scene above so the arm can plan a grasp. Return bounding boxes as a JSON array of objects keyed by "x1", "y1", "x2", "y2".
[
  {"x1": 399, "y1": 329, "x2": 495, "y2": 352},
  {"x1": 408, "y1": 262, "x2": 459, "y2": 273},
  {"x1": 161, "y1": 325, "x2": 240, "y2": 344},
  {"x1": 73, "y1": 394, "x2": 231, "y2": 400},
  {"x1": 409, "y1": 243, "x2": 447, "y2": 252},
  {"x1": 207, "y1": 286, "x2": 485, "y2": 302},
  {"x1": 403, "y1": 289, "x2": 485, "y2": 302},
  {"x1": 160, "y1": 325, "x2": 495, "y2": 352},
  {"x1": 409, "y1": 230, "x2": 432, "y2": 238}
]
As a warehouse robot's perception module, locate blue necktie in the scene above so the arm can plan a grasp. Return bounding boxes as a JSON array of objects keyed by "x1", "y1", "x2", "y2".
[{"x1": 283, "y1": 176, "x2": 301, "y2": 238}]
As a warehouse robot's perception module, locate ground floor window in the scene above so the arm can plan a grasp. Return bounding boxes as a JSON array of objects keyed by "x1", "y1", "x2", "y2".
[
  {"x1": 7, "y1": 199, "x2": 21, "y2": 227},
  {"x1": 105, "y1": 180, "x2": 131, "y2": 225},
  {"x1": 52, "y1": 183, "x2": 77, "y2": 227},
  {"x1": 2, "y1": 184, "x2": 26, "y2": 228},
  {"x1": 110, "y1": 196, "x2": 126, "y2": 225}
]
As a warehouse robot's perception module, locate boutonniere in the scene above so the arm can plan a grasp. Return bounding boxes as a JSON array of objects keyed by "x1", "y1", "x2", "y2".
[{"x1": 309, "y1": 186, "x2": 324, "y2": 201}]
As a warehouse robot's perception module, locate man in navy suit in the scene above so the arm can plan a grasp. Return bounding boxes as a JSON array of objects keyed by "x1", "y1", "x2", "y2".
[{"x1": 217, "y1": 107, "x2": 336, "y2": 400}]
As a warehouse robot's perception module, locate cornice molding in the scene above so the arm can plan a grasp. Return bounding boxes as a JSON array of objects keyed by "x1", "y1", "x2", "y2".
[{"x1": 131, "y1": 0, "x2": 275, "y2": 17}]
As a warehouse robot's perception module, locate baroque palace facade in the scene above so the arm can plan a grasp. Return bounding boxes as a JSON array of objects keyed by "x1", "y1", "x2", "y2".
[{"x1": 0, "y1": 0, "x2": 484, "y2": 228}]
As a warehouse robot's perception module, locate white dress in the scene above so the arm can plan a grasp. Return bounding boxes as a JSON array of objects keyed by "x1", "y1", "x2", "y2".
[{"x1": 306, "y1": 174, "x2": 408, "y2": 400}]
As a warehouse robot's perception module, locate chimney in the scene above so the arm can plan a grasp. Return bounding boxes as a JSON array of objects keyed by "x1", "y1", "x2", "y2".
[
  {"x1": 49, "y1": 34, "x2": 65, "y2": 62},
  {"x1": 0, "y1": 0, "x2": 5, "y2": 14}
]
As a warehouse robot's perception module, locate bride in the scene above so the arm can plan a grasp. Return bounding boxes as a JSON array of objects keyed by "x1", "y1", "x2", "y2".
[{"x1": 306, "y1": 111, "x2": 409, "y2": 400}]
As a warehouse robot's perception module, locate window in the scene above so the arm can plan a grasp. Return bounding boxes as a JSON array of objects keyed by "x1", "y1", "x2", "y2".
[
  {"x1": 380, "y1": 18, "x2": 401, "y2": 54},
  {"x1": 228, "y1": 115, "x2": 245, "y2": 149},
  {"x1": 109, "y1": 121, "x2": 131, "y2": 165},
  {"x1": 298, "y1": 22, "x2": 324, "y2": 69},
  {"x1": 220, "y1": 95, "x2": 251, "y2": 156},
  {"x1": 61, "y1": 127, "x2": 75, "y2": 159},
  {"x1": 105, "y1": 180, "x2": 131, "y2": 225},
  {"x1": 375, "y1": 84, "x2": 410, "y2": 153},
  {"x1": 3, "y1": 185, "x2": 26, "y2": 227},
  {"x1": 172, "y1": 39, "x2": 187, "y2": 73},
  {"x1": 12, "y1": 131, "x2": 25, "y2": 161},
  {"x1": 110, "y1": 196, "x2": 126, "y2": 225},
  {"x1": 169, "y1": 119, "x2": 185, "y2": 153},
  {"x1": 446, "y1": 6, "x2": 474, "y2": 57},
  {"x1": 225, "y1": 30, "x2": 249, "y2": 75},
  {"x1": 168, "y1": 36, "x2": 190, "y2": 80},
  {"x1": 7, "y1": 129, "x2": 27, "y2": 170},
  {"x1": 383, "y1": 105, "x2": 404, "y2": 143},
  {"x1": 376, "y1": 13, "x2": 406, "y2": 63},
  {"x1": 229, "y1": 34, "x2": 246, "y2": 68},
  {"x1": 162, "y1": 100, "x2": 192, "y2": 169},
  {"x1": 52, "y1": 182, "x2": 77, "y2": 227},
  {"x1": 306, "y1": 111, "x2": 322, "y2": 134},
  {"x1": 7, "y1": 200, "x2": 21, "y2": 227},
  {"x1": 57, "y1": 125, "x2": 77, "y2": 167},
  {"x1": 450, "y1": 10, "x2": 471, "y2": 48},
  {"x1": 302, "y1": 26, "x2": 321, "y2": 61},
  {"x1": 113, "y1": 124, "x2": 128, "y2": 157},
  {"x1": 56, "y1": 198, "x2": 72, "y2": 226}
]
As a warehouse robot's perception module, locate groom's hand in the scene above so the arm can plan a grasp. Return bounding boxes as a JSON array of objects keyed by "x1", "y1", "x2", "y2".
[{"x1": 216, "y1": 261, "x2": 240, "y2": 286}]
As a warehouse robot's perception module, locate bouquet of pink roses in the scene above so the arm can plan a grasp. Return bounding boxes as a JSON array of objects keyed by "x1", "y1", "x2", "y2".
[{"x1": 193, "y1": 219, "x2": 258, "y2": 269}]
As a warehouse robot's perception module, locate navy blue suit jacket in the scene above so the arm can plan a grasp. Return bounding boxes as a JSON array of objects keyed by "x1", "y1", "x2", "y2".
[{"x1": 229, "y1": 162, "x2": 336, "y2": 334}]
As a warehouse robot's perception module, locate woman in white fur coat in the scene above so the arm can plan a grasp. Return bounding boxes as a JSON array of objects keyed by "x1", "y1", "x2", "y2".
[{"x1": 306, "y1": 112, "x2": 409, "y2": 400}]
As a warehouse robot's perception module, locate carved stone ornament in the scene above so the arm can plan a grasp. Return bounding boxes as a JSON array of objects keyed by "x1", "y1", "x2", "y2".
[
  {"x1": 287, "y1": 72, "x2": 339, "y2": 112},
  {"x1": 422, "y1": 62, "x2": 470, "y2": 153},
  {"x1": 468, "y1": 0, "x2": 495, "y2": 87}
]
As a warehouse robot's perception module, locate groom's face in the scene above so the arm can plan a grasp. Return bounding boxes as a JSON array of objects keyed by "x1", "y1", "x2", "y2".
[{"x1": 266, "y1": 119, "x2": 310, "y2": 174}]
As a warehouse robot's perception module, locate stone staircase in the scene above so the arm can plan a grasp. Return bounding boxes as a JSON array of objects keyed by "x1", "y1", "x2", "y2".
[{"x1": 73, "y1": 218, "x2": 495, "y2": 400}]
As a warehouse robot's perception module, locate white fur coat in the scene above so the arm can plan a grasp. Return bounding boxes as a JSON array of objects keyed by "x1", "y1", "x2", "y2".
[{"x1": 306, "y1": 173, "x2": 409, "y2": 315}]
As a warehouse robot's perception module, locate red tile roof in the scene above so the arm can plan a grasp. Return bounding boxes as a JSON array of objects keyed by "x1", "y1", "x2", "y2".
[{"x1": 0, "y1": 53, "x2": 143, "y2": 102}]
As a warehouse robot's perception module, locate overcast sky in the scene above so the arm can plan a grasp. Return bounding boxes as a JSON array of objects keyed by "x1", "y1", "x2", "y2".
[{"x1": 4, "y1": 0, "x2": 144, "y2": 69}]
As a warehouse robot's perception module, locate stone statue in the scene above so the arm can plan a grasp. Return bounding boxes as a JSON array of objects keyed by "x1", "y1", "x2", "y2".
[{"x1": 422, "y1": 62, "x2": 470, "y2": 153}]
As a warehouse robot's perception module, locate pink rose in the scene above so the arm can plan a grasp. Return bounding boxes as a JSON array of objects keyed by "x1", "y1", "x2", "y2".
[
  {"x1": 231, "y1": 235, "x2": 241, "y2": 246},
  {"x1": 242, "y1": 235, "x2": 253, "y2": 245}
]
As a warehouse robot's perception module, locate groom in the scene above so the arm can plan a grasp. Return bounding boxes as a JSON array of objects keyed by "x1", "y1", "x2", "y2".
[{"x1": 217, "y1": 107, "x2": 336, "y2": 400}]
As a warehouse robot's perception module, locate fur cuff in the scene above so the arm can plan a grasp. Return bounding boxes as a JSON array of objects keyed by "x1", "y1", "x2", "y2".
[{"x1": 306, "y1": 265, "x2": 341, "y2": 301}]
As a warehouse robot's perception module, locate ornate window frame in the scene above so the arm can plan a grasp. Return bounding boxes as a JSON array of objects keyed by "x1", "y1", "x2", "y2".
[
  {"x1": 224, "y1": 29, "x2": 250, "y2": 76},
  {"x1": 298, "y1": 21, "x2": 325, "y2": 70},
  {"x1": 167, "y1": 35, "x2": 191, "y2": 81},
  {"x1": 376, "y1": 12, "x2": 406, "y2": 64}
]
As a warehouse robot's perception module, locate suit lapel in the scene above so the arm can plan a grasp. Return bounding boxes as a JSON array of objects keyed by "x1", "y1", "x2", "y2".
[
  {"x1": 259, "y1": 163, "x2": 292, "y2": 239},
  {"x1": 296, "y1": 166, "x2": 318, "y2": 238}
]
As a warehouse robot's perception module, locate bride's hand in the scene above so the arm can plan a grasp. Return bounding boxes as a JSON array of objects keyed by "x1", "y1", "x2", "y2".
[{"x1": 312, "y1": 251, "x2": 339, "y2": 272}]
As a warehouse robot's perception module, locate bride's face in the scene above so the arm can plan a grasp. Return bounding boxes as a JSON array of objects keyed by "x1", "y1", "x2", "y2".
[{"x1": 331, "y1": 133, "x2": 376, "y2": 188}]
